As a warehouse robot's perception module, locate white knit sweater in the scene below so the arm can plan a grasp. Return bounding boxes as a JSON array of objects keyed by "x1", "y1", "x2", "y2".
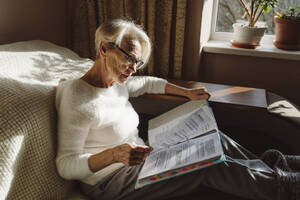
[{"x1": 55, "y1": 76, "x2": 167, "y2": 185}]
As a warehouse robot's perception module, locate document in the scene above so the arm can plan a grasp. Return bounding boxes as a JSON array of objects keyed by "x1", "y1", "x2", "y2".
[
  {"x1": 148, "y1": 106, "x2": 218, "y2": 149},
  {"x1": 135, "y1": 100, "x2": 225, "y2": 189}
]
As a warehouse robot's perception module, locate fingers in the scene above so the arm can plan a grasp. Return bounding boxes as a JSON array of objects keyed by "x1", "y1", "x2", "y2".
[
  {"x1": 128, "y1": 151, "x2": 149, "y2": 165},
  {"x1": 122, "y1": 152, "x2": 149, "y2": 166},
  {"x1": 202, "y1": 92, "x2": 211, "y2": 100},
  {"x1": 188, "y1": 92, "x2": 210, "y2": 100},
  {"x1": 129, "y1": 146, "x2": 153, "y2": 164},
  {"x1": 114, "y1": 143, "x2": 153, "y2": 166},
  {"x1": 196, "y1": 89, "x2": 209, "y2": 96},
  {"x1": 133, "y1": 145, "x2": 153, "y2": 153},
  {"x1": 188, "y1": 87, "x2": 211, "y2": 100},
  {"x1": 193, "y1": 87, "x2": 207, "y2": 93}
]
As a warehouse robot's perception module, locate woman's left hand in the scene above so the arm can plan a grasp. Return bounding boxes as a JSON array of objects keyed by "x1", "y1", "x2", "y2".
[
  {"x1": 184, "y1": 87, "x2": 210, "y2": 100},
  {"x1": 165, "y1": 82, "x2": 210, "y2": 101}
]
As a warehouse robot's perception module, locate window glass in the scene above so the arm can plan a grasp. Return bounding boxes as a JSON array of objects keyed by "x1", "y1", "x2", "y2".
[{"x1": 216, "y1": 0, "x2": 299, "y2": 35}]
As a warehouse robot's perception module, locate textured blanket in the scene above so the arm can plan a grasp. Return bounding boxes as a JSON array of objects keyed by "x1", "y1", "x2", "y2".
[
  {"x1": 260, "y1": 149, "x2": 300, "y2": 200},
  {"x1": 0, "y1": 40, "x2": 92, "y2": 200}
]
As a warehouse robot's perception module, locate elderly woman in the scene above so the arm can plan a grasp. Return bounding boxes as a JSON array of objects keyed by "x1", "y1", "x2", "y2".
[{"x1": 56, "y1": 19, "x2": 296, "y2": 200}]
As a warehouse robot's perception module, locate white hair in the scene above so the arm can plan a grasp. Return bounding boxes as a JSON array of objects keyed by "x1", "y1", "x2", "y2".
[{"x1": 95, "y1": 19, "x2": 151, "y2": 69}]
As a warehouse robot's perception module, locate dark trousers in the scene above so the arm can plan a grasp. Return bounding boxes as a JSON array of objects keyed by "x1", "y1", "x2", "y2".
[{"x1": 80, "y1": 131, "x2": 279, "y2": 200}]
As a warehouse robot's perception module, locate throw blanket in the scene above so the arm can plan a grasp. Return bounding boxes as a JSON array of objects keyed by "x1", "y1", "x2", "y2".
[
  {"x1": 0, "y1": 41, "x2": 92, "y2": 199},
  {"x1": 260, "y1": 149, "x2": 300, "y2": 200}
]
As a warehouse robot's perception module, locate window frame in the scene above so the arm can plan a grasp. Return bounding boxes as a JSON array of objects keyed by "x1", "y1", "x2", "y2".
[
  {"x1": 205, "y1": 0, "x2": 275, "y2": 45},
  {"x1": 200, "y1": 0, "x2": 300, "y2": 61}
]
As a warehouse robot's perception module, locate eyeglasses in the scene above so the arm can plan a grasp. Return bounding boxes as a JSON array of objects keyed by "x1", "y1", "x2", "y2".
[{"x1": 109, "y1": 42, "x2": 144, "y2": 70}]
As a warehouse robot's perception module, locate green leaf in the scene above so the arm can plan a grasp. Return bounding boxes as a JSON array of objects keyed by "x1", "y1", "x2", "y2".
[
  {"x1": 257, "y1": 0, "x2": 278, "y2": 12},
  {"x1": 289, "y1": 8, "x2": 295, "y2": 16},
  {"x1": 264, "y1": 6, "x2": 271, "y2": 13}
]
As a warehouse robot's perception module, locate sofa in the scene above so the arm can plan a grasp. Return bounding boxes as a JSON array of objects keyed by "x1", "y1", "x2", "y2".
[{"x1": 1, "y1": 40, "x2": 299, "y2": 200}]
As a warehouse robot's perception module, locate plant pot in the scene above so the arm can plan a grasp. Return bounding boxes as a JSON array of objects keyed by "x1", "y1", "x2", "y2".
[
  {"x1": 231, "y1": 22, "x2": 267, "y2": 49},
  {"x1": 274, "y1": 16, "x2": 300, "y2": 51}
]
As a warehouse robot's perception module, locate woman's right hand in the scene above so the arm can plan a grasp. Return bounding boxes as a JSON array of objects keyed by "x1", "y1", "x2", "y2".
[{"x1": 112, "y1": 143, "x2": 153, "y2": 166}]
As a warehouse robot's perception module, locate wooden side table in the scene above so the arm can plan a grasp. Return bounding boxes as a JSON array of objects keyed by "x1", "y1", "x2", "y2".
[{"x1": 130, "y1": 79, "x2": 267, "y2": 116}]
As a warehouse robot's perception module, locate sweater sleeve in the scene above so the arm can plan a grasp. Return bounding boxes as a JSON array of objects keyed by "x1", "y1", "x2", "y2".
[
  {"x1": 55, "y1": 83, "x2": 94, "y2": 180},
  {"x1": 125, "y1": 76, "x2": 168, "y2": 97}
]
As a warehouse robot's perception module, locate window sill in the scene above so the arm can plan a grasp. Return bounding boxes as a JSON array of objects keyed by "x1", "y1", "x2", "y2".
[{"x1": 202, "y1": 40, "x2": 300, "y2": 61}]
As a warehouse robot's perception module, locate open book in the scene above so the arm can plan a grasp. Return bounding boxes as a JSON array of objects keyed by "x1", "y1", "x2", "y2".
[{"x1": 135, "y1": 100, "x2": 225, "y2": 189}]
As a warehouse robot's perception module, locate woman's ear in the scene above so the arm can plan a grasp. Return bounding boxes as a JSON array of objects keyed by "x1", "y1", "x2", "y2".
[{"x1": 99, "y1": 42, "x2": 107, "y2": 57}]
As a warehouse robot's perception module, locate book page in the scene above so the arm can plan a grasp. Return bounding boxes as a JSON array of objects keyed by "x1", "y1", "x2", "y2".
[
  {"x1": 149, "y1": 100, "x2": 207, "y2": 130},
  {"x1": 139, "y1": 132, "x2": 222, "y2": 180},
  {"x1": 149, "y1": 103, "x2": 218, "y2": 149}
]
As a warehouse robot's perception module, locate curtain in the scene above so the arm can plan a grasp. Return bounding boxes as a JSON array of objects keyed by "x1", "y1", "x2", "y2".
[{"x1": 69, "y1": 0, "x2": 187, "y2": 79}]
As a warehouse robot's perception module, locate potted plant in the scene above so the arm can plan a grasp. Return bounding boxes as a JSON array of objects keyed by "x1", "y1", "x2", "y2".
[
  {"x1": 231, "y1": 0, "x2": 278, "y2": 49},
  {"x1": 274, "y1": 6, "x2": 300, "y2": 50}
]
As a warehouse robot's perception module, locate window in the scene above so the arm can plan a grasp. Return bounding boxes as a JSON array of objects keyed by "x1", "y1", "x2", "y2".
[
  {"x1": 216, "y1": 0, "x2": 275, "y2": 34},
  {"x1": 208, "y1": 0, "x2": 299, "y2": 43},
  {"x1": 200, "y1": 0, "x2": 300, "y2": 61}
]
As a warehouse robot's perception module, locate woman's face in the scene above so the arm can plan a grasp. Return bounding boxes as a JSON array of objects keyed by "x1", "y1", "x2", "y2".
[{"x1": 106, "y1": 38, "x2": 142, "y2": 84}]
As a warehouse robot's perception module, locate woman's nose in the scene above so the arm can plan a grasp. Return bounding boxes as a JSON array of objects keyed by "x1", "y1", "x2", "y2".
[{"x1": 127, "y1": 63, "x2": 137, "y2": 73}]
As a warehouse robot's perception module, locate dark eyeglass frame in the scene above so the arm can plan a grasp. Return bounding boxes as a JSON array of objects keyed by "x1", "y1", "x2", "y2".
[{"x1": 109, "y1": 42, "x2": 144, "y2": 69}]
